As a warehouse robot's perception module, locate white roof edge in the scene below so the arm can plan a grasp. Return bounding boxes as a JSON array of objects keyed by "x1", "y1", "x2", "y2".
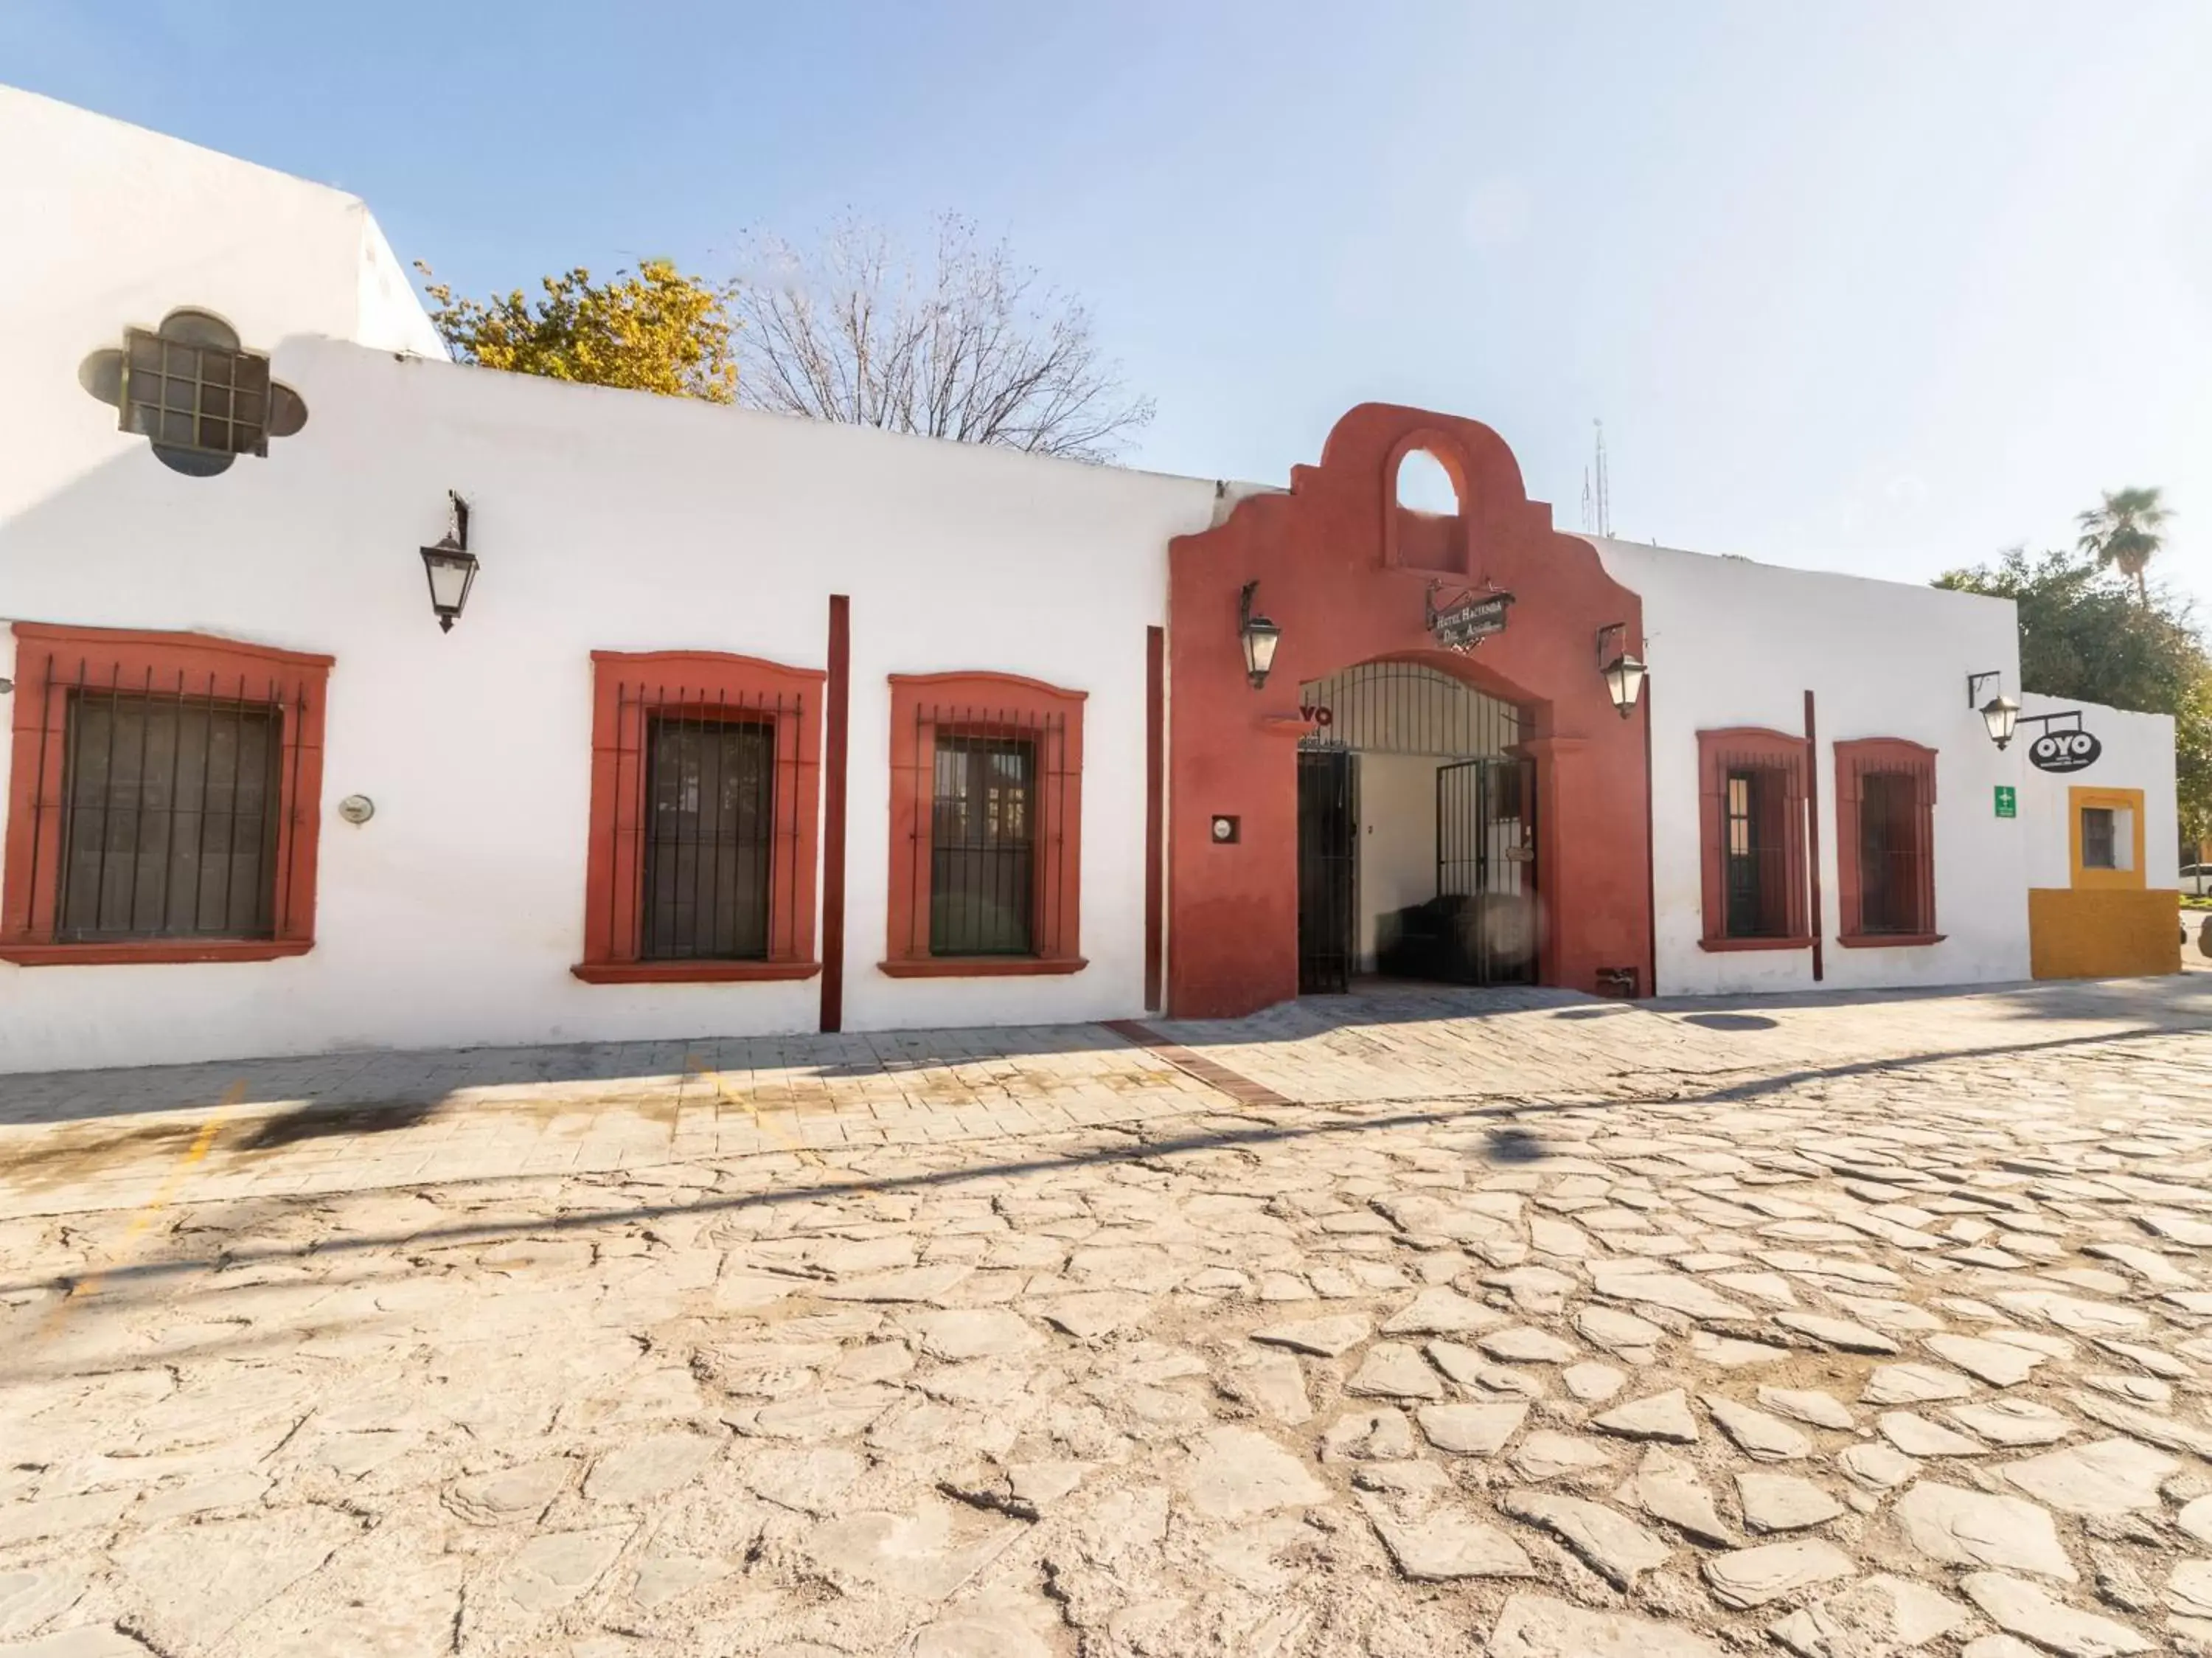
[
  {"x1": 0, "y1": 82, "x2": 374, "y2": 210},
  {"x1": 1574, "y1": 531, "x2": 2018, "y2": 610}
]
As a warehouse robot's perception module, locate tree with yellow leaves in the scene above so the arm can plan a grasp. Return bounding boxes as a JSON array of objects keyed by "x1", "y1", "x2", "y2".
[{"x1": 415, "y1": 260, "x2": 739, "y2": 403}]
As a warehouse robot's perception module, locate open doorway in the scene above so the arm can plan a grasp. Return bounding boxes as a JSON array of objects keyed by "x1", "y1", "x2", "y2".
[{"x1": 1295, "y1": 661, "x2": 1537, "y2": 993}]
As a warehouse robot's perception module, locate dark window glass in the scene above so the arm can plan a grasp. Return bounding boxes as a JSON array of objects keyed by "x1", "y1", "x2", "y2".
[
  {"x1": 59, "y1": 692, "x2": 281, "y2": 940},
  {"x1": 1723, "y1": 768, "x2": 1792, "y2": 938},
  {"x1": 641, "y1": 717, "x2": 774, "y2": 960},
  {"x1": 122, "y1": 327, "x2": 271, "y2": 460},
  {"x1": 930, "y1": 735, "x2": 1035, "y2": 955},
  {"x1": 1858, "y1": 771, "x2": 1925, "y2": 934},
  {"x1": 2081, "y1": 807, "x2": 2118, "y2": 870}
]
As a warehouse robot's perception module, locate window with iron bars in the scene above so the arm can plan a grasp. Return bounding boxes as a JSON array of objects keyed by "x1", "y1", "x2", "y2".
[
  {"x1": 930, "y1": 733, "x2": 1037, "y2": 955},
  {"x1": 1723, "y1": 769, "x2": 1792, "y2": 939},
  {"x1": 1696, "y1": 728, "x2": 1810, "y2": 951},
  {"x1": 1, "y1": 625, "x2": 330, "y2": 966},
  {"x1": 60, "y1": 690, "x2": 283, "y2": 940},
  {"x1": 641, "y1": 714, "x2": 776, "y2": 961},
  {"x1": 884, "y1": 673, "x2": 1085, "y2": 976},
  {"x1": 575, "y1": 653, "x2": 824, "y2": 983},
  {"x1": 1835, "y1": 738, "x2": 1939, "y2": 946},
  {"x1": 1857, "y1": 771, "x2": 1928, "y2": 934}
]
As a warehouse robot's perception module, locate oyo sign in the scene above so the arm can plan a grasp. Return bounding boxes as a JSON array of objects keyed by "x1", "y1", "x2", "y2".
[{"x1": 2028, "y1": 728, "x2": 2102, "y2": 774}]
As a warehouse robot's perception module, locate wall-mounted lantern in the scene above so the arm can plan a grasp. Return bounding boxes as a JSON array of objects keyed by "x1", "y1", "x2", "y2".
[
  {"x1": 1967, "y1": 671, "x2": 2020, "y2": 750},
  {"x1": 1239, "y1": 580, "x2": 1281, "y2": 690},
  {"x1": 1596, "y1": 622, "x2": 1647, "y2": 720},
  {"x1": 420, "y1": 491, "x2": 479, "y2": 634}
]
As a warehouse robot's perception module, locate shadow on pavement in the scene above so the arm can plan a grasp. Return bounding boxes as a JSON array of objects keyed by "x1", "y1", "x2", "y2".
[{"x1": 4, "y1": 1015, "x2": 2202, "y2": 1317}]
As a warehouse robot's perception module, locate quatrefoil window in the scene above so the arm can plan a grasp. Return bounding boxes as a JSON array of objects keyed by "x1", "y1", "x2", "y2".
[{"x1": 80, "y1": 310, "x2": 307, "y2": 477}]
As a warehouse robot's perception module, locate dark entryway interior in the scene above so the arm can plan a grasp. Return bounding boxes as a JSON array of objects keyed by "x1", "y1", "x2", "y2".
[
  {"x1": 1296, "y1": 749, "x2": 1357, "y2": 994},
  {"x1": 1295, "y1": 662, "x2": 1537, "y2": 996}
]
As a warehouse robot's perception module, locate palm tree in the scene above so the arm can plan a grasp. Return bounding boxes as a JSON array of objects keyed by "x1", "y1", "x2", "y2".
[{"x1": 2076, "y1": 486, "x2": 2171, "y2": 605}]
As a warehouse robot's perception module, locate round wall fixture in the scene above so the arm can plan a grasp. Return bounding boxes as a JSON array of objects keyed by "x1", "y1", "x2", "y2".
[{"x1": 337, "y1": 794, "x2": 375, "y2": 825}]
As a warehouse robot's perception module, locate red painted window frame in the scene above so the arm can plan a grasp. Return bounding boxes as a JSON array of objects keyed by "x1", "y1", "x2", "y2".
[
  {"x1": 1834, "y1": 736, "x2": 1943, "y2": 948},
  {"x1": 1696, "y1": 726, "x2": 1812, "y2": 952},
  {"x1": 2, "y1": 622, "x2": 331, "y2": 966},
  {"x1": 883, "y1": 671, "x2": 1085, "y2": 978},
  {"x1": 574, "y1": 650, "x2": 824, "y2": 984}
]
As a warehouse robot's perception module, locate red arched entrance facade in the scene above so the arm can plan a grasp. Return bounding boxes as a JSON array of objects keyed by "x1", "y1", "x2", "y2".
[{"x1": 1166, "y1": 404, "x2": 1653, "y2": 1017}]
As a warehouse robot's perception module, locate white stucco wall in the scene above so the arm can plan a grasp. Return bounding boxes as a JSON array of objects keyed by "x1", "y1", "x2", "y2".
[
  {"x1": 1585, "y1": 538, "x2": 2032, "y2": 996},
  {"x1": 1356, "y1": 754, "x2": 1438, "y2": 968},
  {"x1": 0, "y1": 87, "x2": 442, "y2": 533},
  {"x1": 2017, "y1": 693, "x2": 2180, "y2": 890},
  {"x1": 1, "y1": 339, "x2": 1216, "y2": 1072}
]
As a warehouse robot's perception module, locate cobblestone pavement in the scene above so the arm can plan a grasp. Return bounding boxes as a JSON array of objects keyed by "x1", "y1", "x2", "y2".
[{"x1": 5, "y1": 976, "x2": 2212, "y2": 1656}]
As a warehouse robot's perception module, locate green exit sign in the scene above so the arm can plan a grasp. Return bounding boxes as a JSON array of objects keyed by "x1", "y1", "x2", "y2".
[{"x1": 1994, "y1": 785, "x2": 2017, "y2": 819}]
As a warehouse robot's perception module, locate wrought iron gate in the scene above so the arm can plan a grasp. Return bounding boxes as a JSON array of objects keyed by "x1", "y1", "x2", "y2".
[
  {"x1": 1430, "y1": 757, "x2": 1539, "y2": 985},
  {"x1": 1296, "y1": 748, "x2": 1357, "y2": 994}
]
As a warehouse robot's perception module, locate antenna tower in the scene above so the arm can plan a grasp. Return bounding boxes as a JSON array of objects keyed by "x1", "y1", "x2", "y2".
[{"x1": 1590, "y1": 419, "x2": 1612, "y2": 538}]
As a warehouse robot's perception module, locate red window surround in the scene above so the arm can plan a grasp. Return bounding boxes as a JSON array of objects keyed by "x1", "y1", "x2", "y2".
[
  {"x1": 1696, "y1": 726, "x2": 1812, "y2": 951},
  {"x1": 883, "y1": 671, "x2": 1085, "y2": 977},
  {"x1": 2, "y1": 622, "x2": 331, "y2": 965},
  {"x1": 575, "y1": 650, "x2": 824, "y2": 984},
  {"x1": 1834, "y1": 737, "x2": 1942, "y2": 948}
]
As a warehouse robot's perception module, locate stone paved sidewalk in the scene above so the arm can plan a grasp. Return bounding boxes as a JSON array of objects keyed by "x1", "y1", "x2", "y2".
[
  {"x1": 4, "y1": 977, "x2": 2212, "y2": 1656},
  {"x1": 4, "y1": 974, "x2": 2209, "y2": 1222}
]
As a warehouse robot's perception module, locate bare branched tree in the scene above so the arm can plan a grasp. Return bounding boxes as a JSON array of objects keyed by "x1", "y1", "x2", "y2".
[{"x1": 732, "y1": 213, "x2": 1155, "y2": 463}]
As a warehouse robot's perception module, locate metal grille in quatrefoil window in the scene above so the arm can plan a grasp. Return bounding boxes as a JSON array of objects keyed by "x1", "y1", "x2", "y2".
[
  {"x1": 123, "y1": 327, "x2": 273, "y2": 459},
  {"x1": 80, "y1": 308, "x2": 308, "y2": 477}
]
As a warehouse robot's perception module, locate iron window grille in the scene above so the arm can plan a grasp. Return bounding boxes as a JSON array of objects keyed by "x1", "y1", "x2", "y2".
[
  {"x1": 1857, "y1": 772, "x2": 1928, "y2": 933},
  {"x1": 900, "y1": 704, "x2": 1074, "y2": 960},
  {"x1": 122, "y1": 326, "x2": 272, "y2": 460},
  {"x1": 641, "y1": 714, "x2": 776, "y2": 960},
  {"x1": 599, "y1": 682, "x2": 807, "y2": 964},
  {"x1": 1835, "y1": 741, "x2": 1938, "y2": 942},
  {"x1": 1722, "y1": 768, "x2": 1794, "y2": 939},
  {"x1": 1696, "y1": 729, "x2": 1812, "y2": 949},
  {"x1": 930, "y1": 734, "x2": 1037, "y2": 955},
  {"x1": 30, "y1": 663, "x2": 305, "y2": 943}
]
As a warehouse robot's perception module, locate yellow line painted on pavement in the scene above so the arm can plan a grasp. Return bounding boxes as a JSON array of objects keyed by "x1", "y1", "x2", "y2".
[
  {"x1": 684, "y1": 1050, "x2": 830, "y2": 1171},
  {"x1": 38, "y1": 1080, "x2": 246, "y2": 1336}
]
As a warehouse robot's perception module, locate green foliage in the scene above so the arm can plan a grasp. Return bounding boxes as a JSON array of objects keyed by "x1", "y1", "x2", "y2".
[
  {"x1": 2076, "y1": 485, "x2": 2171, "y2": 603},
  {"x1": 415, "y1": 260, "x2": 738, "y2": 403},
  {"x1": 1936, "y1": 545, "x2": 2212, "y2": 843}
]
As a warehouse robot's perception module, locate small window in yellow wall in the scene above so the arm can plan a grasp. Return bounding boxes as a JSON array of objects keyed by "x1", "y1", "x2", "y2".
[
  {"x1": 2081, "y1": 808, "x2": 2118, "y2": 869},
  {"x1": 2070, "y1": 786, "x2": 2146, "y2": 890}
]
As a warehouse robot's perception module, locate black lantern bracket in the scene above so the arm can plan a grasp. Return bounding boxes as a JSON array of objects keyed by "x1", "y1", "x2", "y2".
[
  {"x1": 1966, "y1": 670, "x2": 2003, "y2": 708},
  {"x1": 442, "y1": 490, "x2": 470, "y2": 552},
  {"x1": 420, "y1": 490, "x2": 479, "y2": 634}
]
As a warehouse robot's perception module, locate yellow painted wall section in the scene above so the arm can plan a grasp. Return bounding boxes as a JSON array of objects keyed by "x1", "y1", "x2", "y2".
[{"x1": 2028, "y1": 888, "x2": 2182, "y2": 979}]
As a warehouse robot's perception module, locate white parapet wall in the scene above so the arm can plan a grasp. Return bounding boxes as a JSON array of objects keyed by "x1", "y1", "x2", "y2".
[
  {"x1": 0, "y1": 334, "x2": 1217, "y2": 1070},
  {"x1": 1586, "y1": 538, "x2": 2032, "y2": 996}
]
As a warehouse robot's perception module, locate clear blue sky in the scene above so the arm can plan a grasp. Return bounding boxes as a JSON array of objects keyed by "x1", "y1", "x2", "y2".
[{"x1": 9, "y1": 1, "x2": 2208, "y2": 616}]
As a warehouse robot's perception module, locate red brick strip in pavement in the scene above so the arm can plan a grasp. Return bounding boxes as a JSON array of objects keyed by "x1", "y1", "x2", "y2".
[{"x1": 1104, "y1": 1020, "x2": 1297, "y2": 1110}]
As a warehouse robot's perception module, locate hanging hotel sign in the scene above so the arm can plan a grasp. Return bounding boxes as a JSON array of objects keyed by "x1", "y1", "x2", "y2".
[
  {"x1": 2029, "y1": 728, "x2": 2102, "y2": 773},
  {"x1": 1425, "y1": 583, "x2": 1514, "y2": 653},
  {"x1": 2022, "y1": 710, "x2": 2102, "y2": 774}
]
